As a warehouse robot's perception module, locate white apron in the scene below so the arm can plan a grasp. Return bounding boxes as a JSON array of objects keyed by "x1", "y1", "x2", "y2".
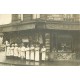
[
  {"x1": 20, "y1": 46, "x2": 26, "y2": 58},
  {"x1": 6, "y1": 47, "x2": 11, "y2": 56},
  {"x1": 35, "y1": 47, "x2": 39, "y2": 61},
  {"x1": 14, "y1": 47, "x2": 18, "y2": 57},
  {"x1": 41, "y1": 48, "x2": 46, "y2": 60},
  {"x1": 25, "y1": 47, "x2": 30, "y2": 60},
  {"x1": 5, "y1": 46, "x2": 7, "y2": 55},
  {"x1": 10, "y1": 47, "x2": 14, "y2": 56},
  {"x1": 30, "y1": 47, "x2": 34, "y2": 60},
  {"x1": 18, "y1": 47, "x2": 21, "y2": 57}
]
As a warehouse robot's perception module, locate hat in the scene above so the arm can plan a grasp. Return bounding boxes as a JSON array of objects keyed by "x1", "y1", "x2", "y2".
[
  {"x1": 15, "y1": 43, "x2": 18, "y2": 46},
  {"x1": 12, "y1": 44, "x2": 14, "y2": 46}
]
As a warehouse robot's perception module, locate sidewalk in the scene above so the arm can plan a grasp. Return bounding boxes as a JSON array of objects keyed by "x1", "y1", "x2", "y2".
[{"x1": 0, "y1": 51, "x2": 80, "y2": 66}]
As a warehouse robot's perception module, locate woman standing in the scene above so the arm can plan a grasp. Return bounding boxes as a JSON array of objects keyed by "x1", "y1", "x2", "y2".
[
  {"x1": 14, "y1": 43, "x2": 18, "y2": 59},
  {"x1": 41, "y1": 46, "x2": 46, "y2": 61},
  {"x1": 6, "y1": 44, "x2": 11, "y2": 57},
  {"x1": 25, "y1": 45, "x2": 30, "y2": 60},
  {"x1": 35, "y1": 45, "x2": 40, "y2": 61},
  {"x1": 20, "y1": 43, "x2": 26, "y2": 59},
  {"x1": 10, "y1": 44, "x2": 15, "y2": 58},
  {"x1": 18, "y1": 45, "x2": 21, "y2": 58},
  {"x1": 30, "y1": 45, "x2": 35, "y2": 61}
]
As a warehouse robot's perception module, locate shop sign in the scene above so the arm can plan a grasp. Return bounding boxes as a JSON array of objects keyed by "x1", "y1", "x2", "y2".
[{"x1": 22, "y1": 38, "x2": 29, "y2": 42}]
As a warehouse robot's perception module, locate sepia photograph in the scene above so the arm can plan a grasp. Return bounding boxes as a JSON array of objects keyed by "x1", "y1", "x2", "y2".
[
  {"x1": 0, "y1": 14, "x2": 80, "y2": 66},
  {"x1": 1, "y1": 0, "x2": 80, "y2": 80}
]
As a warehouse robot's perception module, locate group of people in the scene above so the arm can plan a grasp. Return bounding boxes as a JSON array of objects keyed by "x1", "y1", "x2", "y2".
[{"x1": 5, "y1": 43, "x2": 47, "y2": 61}]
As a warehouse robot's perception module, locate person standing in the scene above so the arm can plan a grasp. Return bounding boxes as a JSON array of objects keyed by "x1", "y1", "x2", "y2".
[
  {"x1": 20, "y1": 43, "x2": 26, "y2": 59},
  {"x1": 41, "y1": 46, "x2": 46, "y2": 61},
  {"x1": 35, "y1": 45, "x2": 40, "y2": 61},
  {"x1": 18, "y1": 45, "x2": 21, "y2": 58},
  {"x1": 5, "y1": 40, "x2": 9, "y2": 54},
  {"x1": 10, "y1": 44, "x2": 15, "y2": 58},
  {"x1": 6, "y1": 44, "x2": 11, "y2": 58},
  {"x1": 14, "y1": 43, "x2": 18, "y2": 59},
  {"x1": 25, "y1": 45, "x2": 30, "y2": 60},
  {"x1": 30, "y1": 45, "x2": 35, "y2": 61}
]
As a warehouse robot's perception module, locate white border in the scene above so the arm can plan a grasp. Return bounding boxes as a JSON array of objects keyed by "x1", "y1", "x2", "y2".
[
  {"x1": 0, "y1": 0, "x2": 80, "y2": 80},
  {"x1": 0, "y1": 0, "x2": 80, "y2": 13}
]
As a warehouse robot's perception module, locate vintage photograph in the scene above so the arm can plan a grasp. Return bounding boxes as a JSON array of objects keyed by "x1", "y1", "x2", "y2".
[{"x1": 0, "y1": 14, "x2": 80, "y2": 66}]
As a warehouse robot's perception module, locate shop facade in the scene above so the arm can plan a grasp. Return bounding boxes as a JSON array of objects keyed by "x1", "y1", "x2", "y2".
[{"x1": 1, "y1": 19, "x2": 80, "y2": 61}]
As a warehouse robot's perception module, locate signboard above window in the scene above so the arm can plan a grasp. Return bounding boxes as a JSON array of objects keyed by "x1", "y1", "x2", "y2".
[
  {"x1": 46, "y1": 14, "x2": 64, "y2": 20},
  {"x1": 22, "y1": 38, "x2": 29, "y2": 43}
]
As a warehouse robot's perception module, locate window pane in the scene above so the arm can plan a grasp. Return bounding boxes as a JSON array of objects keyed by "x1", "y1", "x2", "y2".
[
  {"x1": 12, "y1": 14, "x2": 19, "y2": 21},
  {"x1": 23, "y1": 14, "x2": 32, "y2": 21}
]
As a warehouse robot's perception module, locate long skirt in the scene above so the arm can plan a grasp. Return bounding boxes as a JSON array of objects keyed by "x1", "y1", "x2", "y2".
[
  {"x1": 26, "y1": 51, "x2": 30, "y2": 60},
  {"x1": 42, "y1": 52, "x2": 46, "y2": 60},
  {"x1": 6, "y1": 50, "x2": 10, "y2": 56},
  {"x1": 30, "y1": 51, "x2": 34, "y2": 60},
  {"x1": 35, "y1": 51, "x2": 39, "y2": 61},
  {"x1": 10, "y1": 50, "x2": 14, "y2": 56},
  {"x1": 18, "y1": 52, "x2": 21, "y2": 58},
  {"x1": 14, "y1": 50, "x2": 18, "y2": 57},
  {"x1": 21, "y1": 51, "x2": 25, "y2": 58}
]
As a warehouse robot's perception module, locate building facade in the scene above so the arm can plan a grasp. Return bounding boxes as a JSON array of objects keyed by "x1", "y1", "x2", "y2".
[{"x1": 0, "y1": 14, "x2": 80, "y2": 61}]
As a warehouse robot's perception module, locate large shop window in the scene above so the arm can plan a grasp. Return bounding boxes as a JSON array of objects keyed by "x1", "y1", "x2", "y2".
[{"x1": 53, "y1": 34, "x2": 72, "y2": 52}]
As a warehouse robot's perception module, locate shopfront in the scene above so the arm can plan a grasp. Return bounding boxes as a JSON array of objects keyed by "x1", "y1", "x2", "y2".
[
  {"x1": 3, "y1": 29, "x2": 78, "y2": 61},
  {"x1": 2, "y1": 20, "x2": 80, "y2": 61}
]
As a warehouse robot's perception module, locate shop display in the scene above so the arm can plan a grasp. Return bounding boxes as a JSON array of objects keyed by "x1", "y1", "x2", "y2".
[{"x1": 53, "y1": 52, "x2": 76, "y2": 60}]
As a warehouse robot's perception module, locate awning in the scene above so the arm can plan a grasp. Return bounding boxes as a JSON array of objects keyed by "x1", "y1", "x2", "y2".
[
  {"x1": 0, "y1": 33, "x2": 4, "y2": 35},
  {"x1": 0, "y1": 23, "x2": 35, "y2": 32}
]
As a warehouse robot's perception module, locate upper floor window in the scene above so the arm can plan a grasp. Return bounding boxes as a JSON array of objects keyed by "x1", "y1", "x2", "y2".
[
  {"x1": 23, "y1": 14, "x2": 32, "y2": 21},
  {"x1": 12, "y1": 14, "x2": 33, "y2": 22},
  {"x1": 73, "y1": 14, "x2": 80, "y2": 22},
  {"x1": 32, "y1": 14, "x2": 40, "y2": 19},
  {"x1": 63, "y1": 14, "x2": 74, "y2": 21},
  {"x1": 40, "y1": 14, "x2": 64, "y2": 20},
  {"x1": 12, "y1": 14, "x2": 19, "y2": 22}
]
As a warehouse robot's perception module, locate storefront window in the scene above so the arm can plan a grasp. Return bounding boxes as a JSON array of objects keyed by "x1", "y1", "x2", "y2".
[{"x1": 52, "y1": 34, "x2": 72, "y2": 52}]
